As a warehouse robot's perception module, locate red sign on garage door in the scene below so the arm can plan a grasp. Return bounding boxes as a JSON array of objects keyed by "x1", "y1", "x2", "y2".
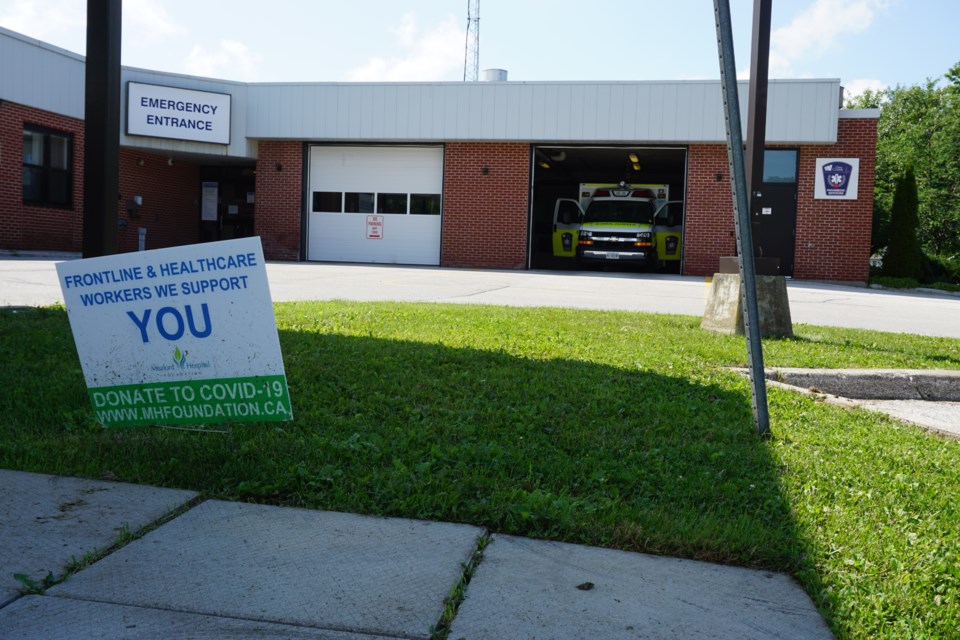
[{"x1": 366, "y1": 215, "x2": 384, "y2": 240}]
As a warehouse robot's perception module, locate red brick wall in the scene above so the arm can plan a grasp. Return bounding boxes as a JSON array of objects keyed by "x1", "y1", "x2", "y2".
[
  {"x1": 441, "y1": 142, "x2": 530, "y2": 269},
  {"x1": 116, "y1": 149, "x2": 200, "y2": 252},
  {"x1": 0, "y1": 101, "x2": 85, "y2": 251},
  {"x1": 255, "y1": 141, "x2": 302, "y2": 261},
  {"x1": 2, "y1": 100, "x2": 201, "y2": 253},
  {"x1": 794, "y1": 119, "x2": 876, "y2": 281},
  {"x1": 683, "y1": 144, "x2": 737, "y2": 276},
  {"x1": 682, "y1": 117, "x2": 877, "y2": 282}
]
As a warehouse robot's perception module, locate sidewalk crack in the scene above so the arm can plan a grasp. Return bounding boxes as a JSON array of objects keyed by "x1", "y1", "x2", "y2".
[{"x1": 429, "y1": 530, "x2": 491, "y2": 640}]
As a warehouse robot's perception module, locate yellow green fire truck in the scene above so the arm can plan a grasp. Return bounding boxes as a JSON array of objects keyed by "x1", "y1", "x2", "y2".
[{"x1": 552, "y1": 182, "x2": 683, "y2": 268}]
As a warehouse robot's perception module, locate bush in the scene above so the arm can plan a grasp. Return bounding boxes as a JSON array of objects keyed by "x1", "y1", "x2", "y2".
[
  {"x1": 927, "y1": 281, "x2": 960, "y2": 293},
  {"x1": 870, "y1": 276, "x2": 920, "y2": 289},
  {"x1": 883, "y1": 167, "x2": 923, "y2": 279},
  {"x1": 921, "y1": 253, "x2": 960, "y2": 285}
]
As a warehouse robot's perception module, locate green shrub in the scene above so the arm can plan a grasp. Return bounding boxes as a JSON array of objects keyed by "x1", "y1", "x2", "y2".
[
  {"x1": 922, "y1": 253, "x2": 960, "y2": 285},
  {"x1": 870, "y1": 276, "x2": 920, "y2": 289},
  {"x1": 883, "y1": 167, "x2": 923, "y2": 279},
  {"x1": 926, "y1": 281, "x2": 960, "y2": 293}
]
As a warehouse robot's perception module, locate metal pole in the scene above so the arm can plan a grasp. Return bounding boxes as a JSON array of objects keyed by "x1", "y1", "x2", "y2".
[
  {"x1": 713, "y1": 0, "x2": 771, "y2": 438},
  {"x1": 82, "y1": 0, "x2": 122, "y2": 257},
  {"x1": 745, "y1": 0, "x2": 772, "y2": 256}
]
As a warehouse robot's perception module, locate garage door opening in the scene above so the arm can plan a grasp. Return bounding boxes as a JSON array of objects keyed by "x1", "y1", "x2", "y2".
[{"x1": 529, "y1": 146, "x2": 687, "y2": 272}]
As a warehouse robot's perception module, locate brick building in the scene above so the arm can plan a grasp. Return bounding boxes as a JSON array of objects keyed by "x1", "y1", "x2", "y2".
[{"x1": 1, "y1": 26, "x2": 878, "y2": 281}]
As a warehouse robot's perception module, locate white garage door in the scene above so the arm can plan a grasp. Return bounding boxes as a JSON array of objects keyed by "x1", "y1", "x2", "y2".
[{"x1": 307, "y1": 146, "x2": 443, "y2": 265}]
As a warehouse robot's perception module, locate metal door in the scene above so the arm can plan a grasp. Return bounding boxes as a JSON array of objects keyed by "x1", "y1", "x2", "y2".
[{"x1": 753, "y1": 149, "x2": 798, "y2": 276}]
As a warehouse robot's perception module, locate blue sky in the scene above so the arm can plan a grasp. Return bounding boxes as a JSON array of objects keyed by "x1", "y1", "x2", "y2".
[{"x1": 1, "y1": 0, "x2": 957, "y2": 101}]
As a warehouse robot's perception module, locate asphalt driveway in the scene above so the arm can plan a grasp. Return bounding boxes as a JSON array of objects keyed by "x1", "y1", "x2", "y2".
[{"x1": 2, "y1": 255, "x2": 959, "y2": 338}]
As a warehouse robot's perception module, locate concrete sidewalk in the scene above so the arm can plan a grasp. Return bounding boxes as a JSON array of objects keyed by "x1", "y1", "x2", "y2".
[{"x1": 0, "y1": 469, "x2": 834, "y2": 639}]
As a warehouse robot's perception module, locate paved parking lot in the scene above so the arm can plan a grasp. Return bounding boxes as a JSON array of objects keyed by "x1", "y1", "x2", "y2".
[{"x1": 2, "y1": 254, "x2": 959, "y2": 338}]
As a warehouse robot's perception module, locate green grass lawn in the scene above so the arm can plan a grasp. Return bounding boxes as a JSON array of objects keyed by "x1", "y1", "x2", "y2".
[{"x1": 2, "y1": 301, "x2": 960, "y2": 639}]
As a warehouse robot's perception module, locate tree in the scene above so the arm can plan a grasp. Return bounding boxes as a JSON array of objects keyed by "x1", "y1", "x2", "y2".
[
  {"x1": 883, "y1": 166, "x2": 922, "y2": 279},
  {"x1": 847, "y1": 63, "x2": 960, "y2": 258}
]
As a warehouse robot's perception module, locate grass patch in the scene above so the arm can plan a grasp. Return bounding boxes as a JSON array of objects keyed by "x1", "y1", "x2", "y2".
[
  {"x1": 926, "y1": 282, "x2": 960, "y2": 293},
  {"x1": 2, "y1": 302, "x2": 960, "y2": 638},
  {"x1": 870, "y1": 275, "x2": 960, "y2": 293}
]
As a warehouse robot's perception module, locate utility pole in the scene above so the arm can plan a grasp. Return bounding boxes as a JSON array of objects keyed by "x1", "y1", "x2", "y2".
[{"x1": 82, "y1": 0, "x2": 122, "y2": 257}]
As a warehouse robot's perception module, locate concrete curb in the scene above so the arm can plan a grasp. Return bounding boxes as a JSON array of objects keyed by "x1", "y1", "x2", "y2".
[
  {"x1": 764, "y1": 368, "x2": 960, "y2": 401},
  {"x1": 731, "y1": 368, "x2": 960, "y2": 438}
]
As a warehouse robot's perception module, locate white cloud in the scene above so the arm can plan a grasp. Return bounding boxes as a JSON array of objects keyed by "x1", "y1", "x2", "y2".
[
  {"x1": 770, "y1": 0, "x2": 889, "y2": 76},
  {"x1": 124, "y1": 0, "x2": 187, "y2": 43},
  {"x1": 0, "y1": 0, "x2": 186, "y2": 56},
  {"x1": 0, "y1": 0, "x2": 85, "y2": 47},
  {"x1": 184, "y1": 40, "x2": 263, "y2": 81},
  {"x1": 843, "y1": 78, "x2": 887, "y2": 101},
  {"x1": 346, "y1": 14, "x2": 465, "y2": 82}
]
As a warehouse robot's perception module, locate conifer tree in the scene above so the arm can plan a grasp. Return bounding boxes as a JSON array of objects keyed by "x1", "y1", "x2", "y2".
[{"x1": 883, "y1": 166, "x2": 922, "y2": 279}]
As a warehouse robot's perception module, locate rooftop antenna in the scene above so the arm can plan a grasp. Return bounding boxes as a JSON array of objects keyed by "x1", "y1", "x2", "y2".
[{"x1": 464, "y1": 0, "x2": 480, "y2": 81}]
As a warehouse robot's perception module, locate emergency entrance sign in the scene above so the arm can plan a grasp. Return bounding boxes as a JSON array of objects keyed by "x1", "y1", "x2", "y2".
[{"x1": 56, "y1": 237, "x2": 292, "y2": 427}]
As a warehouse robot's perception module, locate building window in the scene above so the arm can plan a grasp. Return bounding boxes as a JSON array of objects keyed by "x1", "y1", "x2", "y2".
[
  {"x1": 762, "y1": 149, "x2": 798, "y2": 184},
  {"x1": 344, "y1": 192, "x2": 375, "y2": 213},
  {"x1": 313, "y1": 191, "x2": 442, "y2": 215},
  {"x1": 410, "y1": 193, "x2": 442, "y2": 215},
  {"x1": 312, "y1": 191, "x2": 342, "y2": 212},
  {"x1": 23, "y1": 127, "x2": 73, "y2": 207},
  {"x1": 377, "y1": 193, "x2": 408, "y2": 214}
]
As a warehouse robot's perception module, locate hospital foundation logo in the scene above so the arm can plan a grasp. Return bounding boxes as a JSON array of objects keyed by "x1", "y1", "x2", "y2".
[
  {"x1": 822, "y1": 161, "x2": 853, "y2": 196},
  {"x1": 149, "y1": 347, "x2": 211, "y2": 374}
]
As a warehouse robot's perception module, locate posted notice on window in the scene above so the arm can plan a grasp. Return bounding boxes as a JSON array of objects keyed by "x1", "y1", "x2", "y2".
[{"x1": 56, "y1": 237, "x2": 292, "y2": 428}]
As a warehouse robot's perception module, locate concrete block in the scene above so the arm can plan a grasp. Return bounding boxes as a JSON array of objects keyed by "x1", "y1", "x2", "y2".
[
  {"x1": 49, "y1": 500, "x2": 484, "y2": 640},
  {"x1": 0, "y1": 596, "x2": 396, "y2": 640},
  {"x1": 701, "y1": 273, "x2": 793, "y2": 338},
  {"x1": 449, "y1": 534, "x2": 833, "y2": 640},
  {"x1": 0, "y1": 470, "x2": 197, "y2": 607}
]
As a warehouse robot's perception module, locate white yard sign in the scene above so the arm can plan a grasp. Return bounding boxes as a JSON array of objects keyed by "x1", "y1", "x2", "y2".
[{"x1": 56, "y1": 238, "x2": 292, "y2": 427}]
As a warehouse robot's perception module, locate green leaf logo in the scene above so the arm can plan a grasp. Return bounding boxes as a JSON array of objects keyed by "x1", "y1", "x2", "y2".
[{"x1": 173, "y1": 347, "x2": 186, "y2": 369}]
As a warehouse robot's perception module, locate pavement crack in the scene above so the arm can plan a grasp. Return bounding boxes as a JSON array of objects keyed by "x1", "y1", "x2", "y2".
[
  {"x1": 429, "y1": 530, "x2": 491, "y2": 640},
  {"x1": 445, "y1": 285, "x2": 512, "y2": 300}
]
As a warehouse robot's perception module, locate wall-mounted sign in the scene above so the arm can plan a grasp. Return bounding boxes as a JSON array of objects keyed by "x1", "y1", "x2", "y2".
[
  {"x1": 127, "y1": 82, "x2": 231, "y2": 145},
  {"x1": 366, "y1": 215, "x2": 384, "y2": 239},
  {"x1": 815, "y1": 158, "x2": 860, "y2": 200},
  {"x1": 201, "y1": 182, "x2": 218, "y2": 221},
  {"x1": 56, "y1": 237, "x2": 292, "y2": 428}
]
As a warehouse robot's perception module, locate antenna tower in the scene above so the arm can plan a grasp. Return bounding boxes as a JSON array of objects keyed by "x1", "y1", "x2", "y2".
[{"x1": 463, "y1": 0, "x2": 480, "y2": 81}]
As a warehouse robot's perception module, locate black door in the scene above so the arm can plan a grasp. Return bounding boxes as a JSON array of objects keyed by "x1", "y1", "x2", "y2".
[{"x1": 753, "y1": 149, "x2": 798, "y2": 276}]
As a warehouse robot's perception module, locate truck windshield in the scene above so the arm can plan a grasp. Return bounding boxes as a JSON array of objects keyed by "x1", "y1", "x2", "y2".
[{"x1": 583, "y1": 200, "x2": 654, "y2": 225}]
